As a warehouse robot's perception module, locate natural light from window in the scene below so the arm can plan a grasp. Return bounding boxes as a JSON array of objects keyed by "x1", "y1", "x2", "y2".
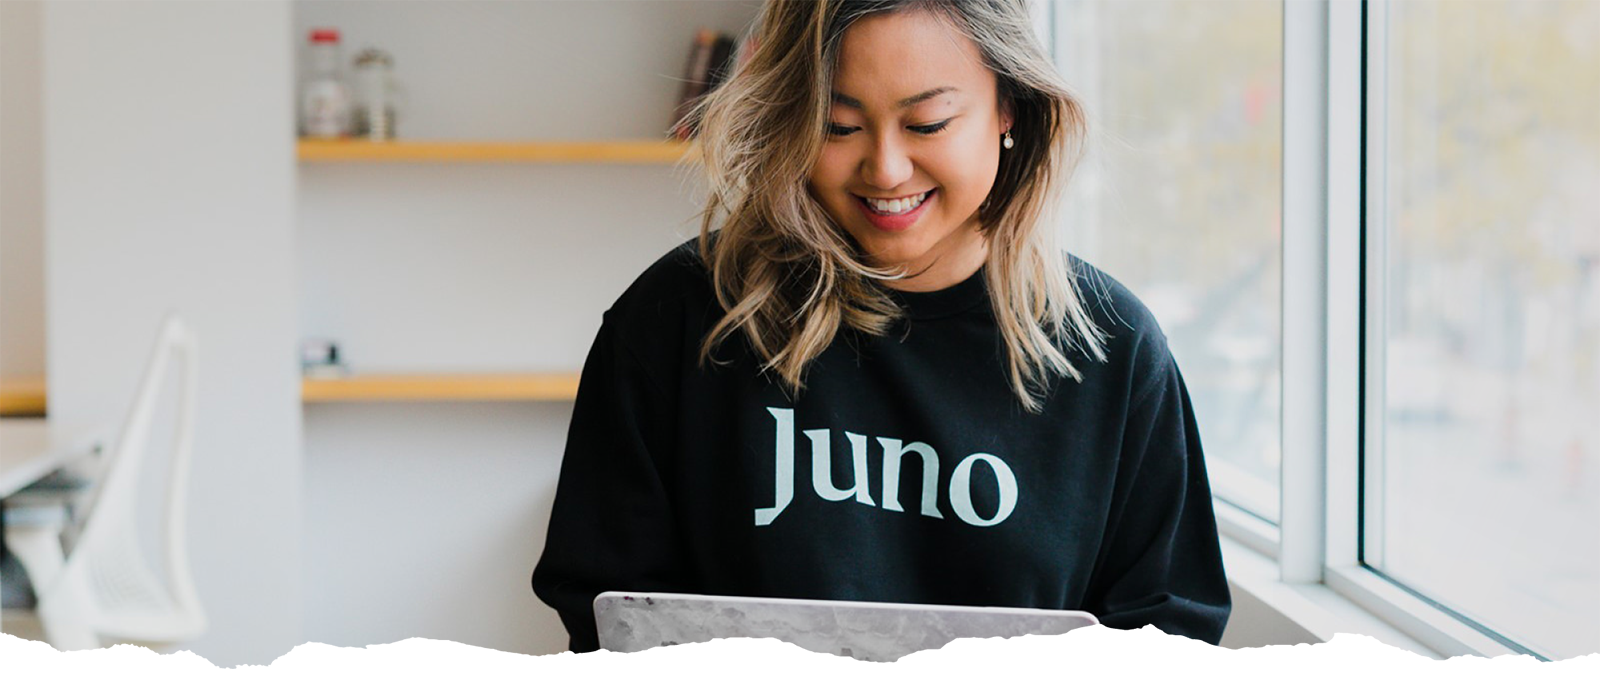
[
  {"x1": 1053, "y1": 0, "x2": 1284, "y2": 523},
  {"x1": 1374, "y1": 0, "x2": 1599, "y2": 660}
]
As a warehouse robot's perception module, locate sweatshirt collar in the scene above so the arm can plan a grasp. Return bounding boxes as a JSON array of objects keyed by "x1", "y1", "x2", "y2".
[{"x1": 880, "y1": 266, "x2": 989, "y2": 320}]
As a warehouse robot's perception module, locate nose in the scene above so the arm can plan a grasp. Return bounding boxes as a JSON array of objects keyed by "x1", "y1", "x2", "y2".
[{"x1": 860, "y1": 133, "x2": 913, "y2": 190}]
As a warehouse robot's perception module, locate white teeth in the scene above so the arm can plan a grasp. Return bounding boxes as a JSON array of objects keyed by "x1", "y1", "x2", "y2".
[{"x1": 865, "y1": 191, "x2": 930, "y2": 215}]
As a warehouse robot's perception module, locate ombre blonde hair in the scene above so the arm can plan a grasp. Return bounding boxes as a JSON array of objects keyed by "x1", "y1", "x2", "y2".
[{"x1": 690, "y1": 0, "x2": 1106, "y2": 413}]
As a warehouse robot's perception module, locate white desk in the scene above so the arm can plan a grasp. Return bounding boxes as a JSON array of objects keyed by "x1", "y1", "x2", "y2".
[
  {"x1": 1, "y1": 418, "x2": 103, "y2": 635},
  {"x1": 0, "y1": 418, "x2": 102, "y2": 500}
]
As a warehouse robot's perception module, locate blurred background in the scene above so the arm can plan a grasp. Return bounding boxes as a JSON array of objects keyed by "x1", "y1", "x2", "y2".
[{"x1": 0, "y1": 0, "x2": 1594, "y2": 667}]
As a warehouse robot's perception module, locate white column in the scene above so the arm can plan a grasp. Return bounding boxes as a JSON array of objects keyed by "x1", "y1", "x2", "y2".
[
  {"x1": 43, "y1": 0, "x2": 301, "y2": 666},
  {"x1": 1280, "y1": 0, "x2": 1332, "y2": 585}
]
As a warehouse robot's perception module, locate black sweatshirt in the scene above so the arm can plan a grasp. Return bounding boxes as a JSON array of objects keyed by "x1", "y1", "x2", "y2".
[{"x1": 532, "y1": 239, "x2": 1231, "y2": 652}]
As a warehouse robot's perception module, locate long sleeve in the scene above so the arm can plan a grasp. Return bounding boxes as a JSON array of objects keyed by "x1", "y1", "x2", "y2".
[
  {"x1": 532, "y1": 314, "x2": 687, "y2": 653},
  {"x1": 1083, "y1": 347, "x2": 1232, "y2": 644}
]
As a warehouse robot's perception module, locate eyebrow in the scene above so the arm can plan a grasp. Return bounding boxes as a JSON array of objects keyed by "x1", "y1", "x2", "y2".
[{"x1": 831, "y1": 86, "x2": 957, "y2": 110}]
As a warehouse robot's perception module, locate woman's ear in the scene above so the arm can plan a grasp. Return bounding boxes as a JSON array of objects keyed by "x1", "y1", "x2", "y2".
[{"x1": 999, "y1": 97, "x2": 1015, "y2": 134}]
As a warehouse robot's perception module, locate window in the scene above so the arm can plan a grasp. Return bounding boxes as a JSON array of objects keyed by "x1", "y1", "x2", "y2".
[
  {"x1": 1368, "y1": 0, "x2": 1600, "y2": 660},
  {"x1": 1051, "y1": 0, "x2": 1285, "y2": 523},
  {"x1": 1044, "y1": 0, "x2": 1599, "y2": 660}
]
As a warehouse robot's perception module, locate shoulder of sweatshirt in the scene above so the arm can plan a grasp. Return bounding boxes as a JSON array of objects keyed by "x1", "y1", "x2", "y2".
[
  {"x1": 1065, "y1": 254, "x2": 1178, "y2": 402},
  {"x1": 604, "y1": 236, "x2": 716, "y2": 332},
  {"x1": 596, "y1": 236, "x2": 719, "y2": 385}
]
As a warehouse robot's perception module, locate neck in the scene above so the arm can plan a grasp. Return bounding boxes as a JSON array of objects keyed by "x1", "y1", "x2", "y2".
[{"x1": 881, "y1": 230, "x2": 990, "y2": 293}]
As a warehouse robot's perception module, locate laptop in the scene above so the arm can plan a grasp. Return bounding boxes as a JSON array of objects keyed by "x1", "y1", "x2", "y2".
[{"x1": 594, "y1": 591, "x2": 1099, "y2": 661}]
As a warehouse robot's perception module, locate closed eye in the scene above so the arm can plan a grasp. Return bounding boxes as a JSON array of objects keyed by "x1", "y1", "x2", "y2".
[{"x1": 827, "y1": 120, "x2": 949, "y2": 137}]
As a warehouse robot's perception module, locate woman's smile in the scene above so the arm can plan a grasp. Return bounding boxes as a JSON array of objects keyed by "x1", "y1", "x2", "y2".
[{"x1": 855, "y1": 189, "x2": 936, "y2": 232}]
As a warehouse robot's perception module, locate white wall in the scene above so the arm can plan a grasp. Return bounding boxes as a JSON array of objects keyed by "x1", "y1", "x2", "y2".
[
  {"x1": 303, "y1": 402, "x2": 574, "y2": 655},
  {"x1": 0, "y1": 0, "x2": 46, "y2": 384},
  {"x1": 297, "y1": 163, "x2": 704, "y2": 373},
  {"x1": 293, "y1": 0, "x2": 755, "y2": 372},
  {"x1": 293, "y1": 0, "x2": 758, "y2": 654},
  {"x1": 293, "y1": 0, "x2": 758, "y2": 141},
  {"x1": 43, "y1": 0, "x2": 302, "y2": 667}
]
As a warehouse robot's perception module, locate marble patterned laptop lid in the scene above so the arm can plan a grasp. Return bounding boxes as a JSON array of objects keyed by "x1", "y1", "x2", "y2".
[{"x1": 588, "y1": 591, "x2": 1100, "y2": 658}]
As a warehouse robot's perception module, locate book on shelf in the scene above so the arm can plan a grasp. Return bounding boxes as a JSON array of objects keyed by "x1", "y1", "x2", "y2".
[{"x1": 670, "y1": 28, "x2": 742, "y2": 140}]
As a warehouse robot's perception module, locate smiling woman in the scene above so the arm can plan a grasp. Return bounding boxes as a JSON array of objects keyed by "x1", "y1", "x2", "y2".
[
  {"x1": 808, "y1": 10, "x2": 1006, "y2": 292},
  {"x1": 532, "y1": 0, "x2": 1231, "y2": 654}
]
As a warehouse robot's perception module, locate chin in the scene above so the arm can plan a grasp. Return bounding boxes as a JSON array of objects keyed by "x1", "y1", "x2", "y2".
[{"x1": 858, "y1": 240, "x2": 932, "y2": 272}]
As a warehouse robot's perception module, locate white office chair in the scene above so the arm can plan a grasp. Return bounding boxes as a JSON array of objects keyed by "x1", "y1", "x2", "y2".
[{"x1": 3, "y1": 314, "x2": 206, "y2": 651}]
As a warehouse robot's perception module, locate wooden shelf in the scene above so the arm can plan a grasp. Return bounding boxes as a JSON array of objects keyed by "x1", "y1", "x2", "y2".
[
  {"x1": 7, "y1": 374, "x2": 581, "y2": 407},
  {"x1": 0, "y1": 378, "x2": 47, "y2": 417},
  {"x1": 296, "y1": 139, "x2": 692, "y2": 164},
  {"x1": 300, "y1": 372, "x2": 581, "y2": 403}
]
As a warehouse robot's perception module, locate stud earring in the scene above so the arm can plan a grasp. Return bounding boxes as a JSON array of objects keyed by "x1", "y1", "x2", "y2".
[{"x1": 1002, "y1": 130, "x2": 1015, "y2": 150}]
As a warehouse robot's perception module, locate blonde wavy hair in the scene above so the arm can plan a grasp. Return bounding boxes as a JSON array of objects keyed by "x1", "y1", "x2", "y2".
[{"x1": 691, "y1": 0, "x2": 1106, "y2": 413}]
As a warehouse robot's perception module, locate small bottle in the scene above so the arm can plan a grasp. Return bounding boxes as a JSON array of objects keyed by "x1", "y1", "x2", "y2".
[
  {"x1": 351, "y1": 48, "x2": 396, "y2": 140},
  {"x1": 300, "y1": 28, "x2": 353, "y2": 138}
]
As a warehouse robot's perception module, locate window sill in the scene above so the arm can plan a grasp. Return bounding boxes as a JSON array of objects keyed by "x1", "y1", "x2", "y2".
[
  {"x1": 1209, "y1": 533, "x2": 1536, "y2": 661},
  {"x1": 1216, "y1": 533, "x2": 1446, "y2": 658},
  {"x1": 1212, "y1": 497, "x2": 1280, "y2": 559}
]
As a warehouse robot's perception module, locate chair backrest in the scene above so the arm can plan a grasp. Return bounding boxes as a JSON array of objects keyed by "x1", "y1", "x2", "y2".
[{"x1": 67, "y1": 313, "x2": 205, "y2": 640}]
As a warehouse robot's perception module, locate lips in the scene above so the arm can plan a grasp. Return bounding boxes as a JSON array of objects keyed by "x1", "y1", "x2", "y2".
[
  {"x1": 854, "y1": 189, "x2": 936, "y2": 232},
  {"x1": 861, "y1": 190, "x2": 932, "y2": 215}
]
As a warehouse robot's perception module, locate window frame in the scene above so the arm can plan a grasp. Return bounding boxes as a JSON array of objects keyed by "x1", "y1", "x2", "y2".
[
  {"x1": 1300, "y1": 0, "x2": 1537, "y2": 659},
  {"x1": 1044, "y1": 0, "x2": 1564, "y2": 659}
]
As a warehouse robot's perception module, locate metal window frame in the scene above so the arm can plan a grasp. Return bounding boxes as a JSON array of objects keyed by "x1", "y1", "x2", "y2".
[
  {"x1": 1280, "y1": 0, "x2": 1330, "y2": 586},
  {"x1": 1043, "y1": 0, "x2": 1545, "y2": 657},
  {"x1": 1319, "y1": 0, "x2": 1532, "y2": 659}
]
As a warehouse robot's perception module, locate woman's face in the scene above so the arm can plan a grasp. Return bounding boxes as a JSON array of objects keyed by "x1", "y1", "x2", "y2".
[{"x1": 808, "y1": 10, "x2": 1011, "y2": 292}]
